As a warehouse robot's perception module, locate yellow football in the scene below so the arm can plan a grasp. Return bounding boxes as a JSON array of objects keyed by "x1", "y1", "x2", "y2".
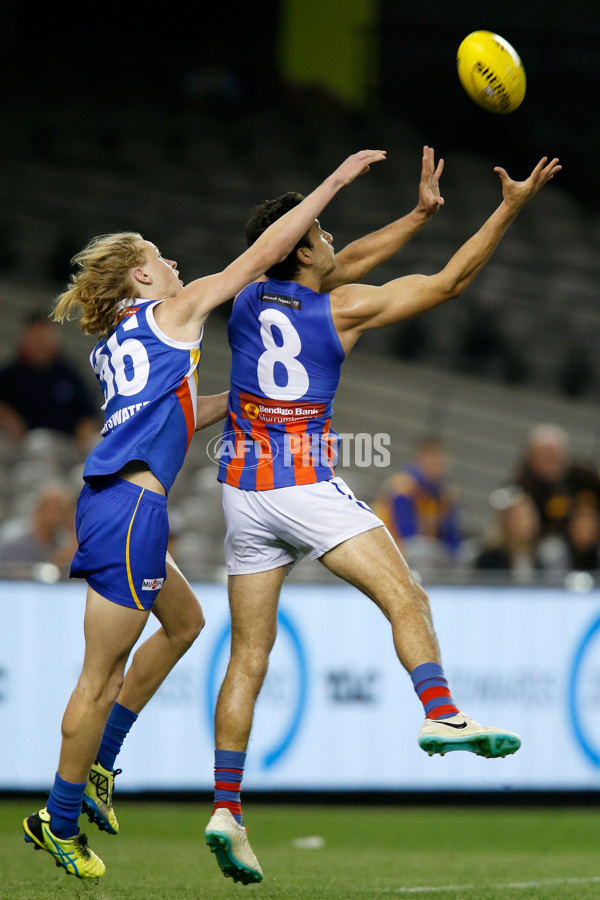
[{"x1": 457, "y1": 30, "x2": 526, "y2": 114}]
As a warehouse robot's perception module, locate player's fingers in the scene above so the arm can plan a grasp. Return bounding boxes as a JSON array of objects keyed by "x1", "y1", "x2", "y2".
[
  {"x1": 365, "y1": 151, "x2": 386, "y2": 165},
  {"x1": 355, "y1": 150, "x2": 386, "y2": 163},
  {"x1": 434, "y1": 158, "x2": 444, "y2": 179},
  {"x1": 530, "y1": 157, "x2": 549, "y2": 178},
  {"x1": 543, "y1": 158, "x2": 560, "y2": 175},
  {"x1": 544, "y1": 163, "x2": 562, "y2": 181}
]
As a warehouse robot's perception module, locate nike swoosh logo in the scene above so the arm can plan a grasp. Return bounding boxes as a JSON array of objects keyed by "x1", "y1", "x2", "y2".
[{"x1": 439, "y1": 720, "x2": 468, "y2": 729}]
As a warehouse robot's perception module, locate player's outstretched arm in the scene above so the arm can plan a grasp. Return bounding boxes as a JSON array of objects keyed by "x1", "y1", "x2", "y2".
[
  {"x1": 161, "y1": 150, "x2": 386, "y2": 336},
  {"x1": 331, "y1": 157, "x2": 560, "y2": 351},
  {"x1": 322, "y1": 146, "x2": 444, "y2": 292},
  {"x1": 195, "y1": 392, "x2": 229, "y2": 431}
]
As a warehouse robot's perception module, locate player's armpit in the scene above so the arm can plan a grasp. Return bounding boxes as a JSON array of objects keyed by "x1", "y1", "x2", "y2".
[{"x1": 330, "y1": 275, "x2": 451, "y2": 349}]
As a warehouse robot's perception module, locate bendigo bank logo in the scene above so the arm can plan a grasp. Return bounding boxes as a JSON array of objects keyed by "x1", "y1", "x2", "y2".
[
  {"x1": 243, "y1": 401, "x2": 260, "y2": 420},
  {"x1": 239, "y1": 392, "x2": 325, "y2": 426}
]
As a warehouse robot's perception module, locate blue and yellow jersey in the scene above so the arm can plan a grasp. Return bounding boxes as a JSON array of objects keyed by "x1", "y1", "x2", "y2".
[
  {"x1": 83, "y1": 300, "x2": 202, "y2": 493},
  {"x1": 218, "y1": 279, "x2": 345, "y2": 490}
]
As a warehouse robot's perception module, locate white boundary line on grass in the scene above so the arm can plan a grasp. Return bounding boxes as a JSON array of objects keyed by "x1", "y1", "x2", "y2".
[{"x1": 373, "y1": 875, "x2": 600, "y2": 894}]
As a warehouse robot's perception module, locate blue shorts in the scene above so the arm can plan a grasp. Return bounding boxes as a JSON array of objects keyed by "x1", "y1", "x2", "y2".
[{"x1": 70, "y1": 477, "x2": 169, "y2": 611}]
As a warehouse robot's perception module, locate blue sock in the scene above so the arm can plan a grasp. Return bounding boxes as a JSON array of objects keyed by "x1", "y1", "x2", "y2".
[
  {"x1": 46, "y1": 773, "x2": 86, "y2": 839},
  {"x1": 213, "y1": 749, "x2": 246, "y2": 825},
  {"x1": 411, "y1": 661, "x2": 459, "y2": 720},
  {"x1": 97, "y1": 702, "x2": 138, "y2": 771}
]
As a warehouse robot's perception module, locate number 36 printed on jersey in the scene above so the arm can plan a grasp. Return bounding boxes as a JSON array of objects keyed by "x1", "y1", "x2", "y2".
[{"x1": 93, "y1": 314, "x2": 150, "y2": 409}]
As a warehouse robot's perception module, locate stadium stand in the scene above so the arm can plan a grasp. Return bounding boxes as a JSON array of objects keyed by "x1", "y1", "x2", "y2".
[{"x1": 1, "y1": 101, "x2": 599, "y2": 583}]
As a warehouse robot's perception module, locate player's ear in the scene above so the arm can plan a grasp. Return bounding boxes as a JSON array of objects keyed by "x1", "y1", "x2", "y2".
[
  {"x1": 132, "y1": 267, "x2": 152, "y2": 285},
  {"x1": 296, "y1": 245, "x2": 313, "y2": 266}
]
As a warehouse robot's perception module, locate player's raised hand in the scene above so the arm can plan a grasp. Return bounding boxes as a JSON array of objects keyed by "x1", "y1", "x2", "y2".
[
  {"x1": 417, "y1": 145, "x2": 444, "y2": 216},
  {"x1": 331, "y1": 149, "x2": 387, "y2": 186},
  {"x1": 494, "y1": 157, "x2": 562, "y2": 210}
]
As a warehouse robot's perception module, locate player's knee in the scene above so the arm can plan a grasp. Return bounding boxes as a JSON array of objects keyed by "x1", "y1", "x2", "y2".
[
  {"x1": 411, "y1": 579, "x2": 431, "y2": 608},
  {"x1": 230, "y1": 646, "x2": 271, "y2": 684},
  {"x1": 64, "y1": 669, "x2": 125, "y2": 733},
  {"x1": 384, "y1": 578, "x2": 431, "y2": 622},
  {"x1": 179, "y1": 606, "x2": 205, "y2": 647}
]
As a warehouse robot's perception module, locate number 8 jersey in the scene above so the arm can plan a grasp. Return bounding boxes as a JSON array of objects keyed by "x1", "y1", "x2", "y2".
[
  {"x1": 218, "y1": 278, "x2": 345, "y2": 491},
  {"x1": 83, "y1": 300, "x2": 202, "y2": 494}
]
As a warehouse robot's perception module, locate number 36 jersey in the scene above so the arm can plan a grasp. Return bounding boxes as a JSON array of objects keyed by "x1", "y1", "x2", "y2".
[
  {"x1": 218, "y1": 278, "x2": 345, "y2": 491},
  {"x1": 83, "y1": 300, "x2": 202, "y2": 494}
]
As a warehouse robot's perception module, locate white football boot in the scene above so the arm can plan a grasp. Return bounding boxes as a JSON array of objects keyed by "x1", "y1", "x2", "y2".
[
  {"x1": 419, "y1": 712, "x2": 521, "y2": 758},
  {"x1": 205, "y1": 807, "x2": 263, "y2": 884}
]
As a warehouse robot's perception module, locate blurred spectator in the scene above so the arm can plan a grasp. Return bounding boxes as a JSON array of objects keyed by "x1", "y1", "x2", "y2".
[
  {"x1": 511, "y1": 424, "x2": 600, "y2": 540},
  {"x1": 471, "y1": 487, "x2": 549, "y2": 581},
  {"x1": 564, "y1": 504, "x2": 600, "y2": 573},
  {"x1": 0, "y1": 479, "x2": 78, "y2": 577},
  {"x1": 373, "y1": 435, "x2": 461, "y2": 572},
  {"x1": 0, "y1": 311, "x2": 100, "y2": 454}
]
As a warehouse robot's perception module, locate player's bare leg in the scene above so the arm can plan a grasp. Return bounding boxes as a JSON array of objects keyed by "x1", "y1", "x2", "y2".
[
  {"x1": 206, "y1": 565, "x2": 287, "y2": 884},
  {"x1": 320, "y1": 525, "x2": 441, "y2": 670},
  {"x1": 24, "y1": 587, "x2": 148, "y2": 879},
  {"x1": 319, "y1": 526, "x2": 520, "y2": 759},
  {"x1": 83, "y1": 555, "x2": 204, "y2": 834},
  {"x1": 58, "y1": 587, "x2": 150, "y2": 784},
  {"x1": 115, "y1": 554, "x2": 204, "y2": 714},
  {"x1": 214, "y1": 565, "x2": 286, "y2": 750}
]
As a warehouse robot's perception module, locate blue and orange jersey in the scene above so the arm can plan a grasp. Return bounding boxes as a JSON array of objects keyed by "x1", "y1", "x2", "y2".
[
  {"x1": 218, "y1": 279, "x2": 345, "y2": 490},
  {"x1": 83, "y1": 300, "x2": 202, "y2": 494}
]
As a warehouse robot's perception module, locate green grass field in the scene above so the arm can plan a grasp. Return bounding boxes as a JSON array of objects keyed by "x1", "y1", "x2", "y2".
[{"x1": 1, "y1": 800, "x2": 599, "y2": 900}]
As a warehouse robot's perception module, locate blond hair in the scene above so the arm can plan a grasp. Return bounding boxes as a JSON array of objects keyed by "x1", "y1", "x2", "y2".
[{"x1": 52, "y1": 232, "x2": 147, "y2": 337}]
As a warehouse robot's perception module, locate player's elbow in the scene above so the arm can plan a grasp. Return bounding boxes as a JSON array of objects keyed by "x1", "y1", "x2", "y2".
[
  {"x1": 423, "y1": 274, "x2": 458, "y2": 307},
  {"x1": 256, "y1": 233, "x2": 292, "y2": 268},
  {"x1": 447, "y1": 282, "x2": 464, "y2": 300},
  {"x1": 433, "y1": 272, "x2": 463, "y2": 301}
]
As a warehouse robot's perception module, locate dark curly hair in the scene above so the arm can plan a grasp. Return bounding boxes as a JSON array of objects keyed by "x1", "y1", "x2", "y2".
[{"x1": 244, "y1": 191, "x2": 313, "y2": 281}]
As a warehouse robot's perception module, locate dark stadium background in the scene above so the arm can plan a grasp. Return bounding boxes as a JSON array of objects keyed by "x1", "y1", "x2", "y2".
[
  {"x1": 0, "y1": 1, "x2": 596, "y2": 205},
  {"x1": 0, "y1": 0, "x2": 600, "y2": 199},
  {"x1": 1, "y1": 1, "x2": 597, "y2": 381}
]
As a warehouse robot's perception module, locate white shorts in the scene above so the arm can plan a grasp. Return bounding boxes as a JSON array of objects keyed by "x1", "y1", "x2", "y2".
[{"x1": 222, "y1": 476, "x2": 383, "y2": 575}]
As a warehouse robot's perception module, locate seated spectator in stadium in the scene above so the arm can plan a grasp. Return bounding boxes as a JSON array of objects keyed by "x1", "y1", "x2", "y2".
[
  {"x1": 512, "y1": 423, "x2": 600, "y2": 541},
  {"x1": 564, "y1": 504, "x2": 600, "y2": 573},
  {"x1": 373, "y1": 436, "x2": 461, "y2": 572},
  {"x1": 472, "y1": 488, "x2": 548, "y2": 580},
  {"x1": 0, "y1": 479, "x2": 78, "y2": 577},
  {"x1": 0, "y1": 311, "x2": 99, "y2": 453}
]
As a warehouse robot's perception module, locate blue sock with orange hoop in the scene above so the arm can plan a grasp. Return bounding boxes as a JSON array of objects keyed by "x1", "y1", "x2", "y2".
[{"x1": 213, "y1": 749, "x2": 245, "y2": 825}]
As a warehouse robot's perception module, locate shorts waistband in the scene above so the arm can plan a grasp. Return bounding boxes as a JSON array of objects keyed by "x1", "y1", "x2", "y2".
[{"x1": 85, "y1": 475, "x2": 168, "y2": 508}]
